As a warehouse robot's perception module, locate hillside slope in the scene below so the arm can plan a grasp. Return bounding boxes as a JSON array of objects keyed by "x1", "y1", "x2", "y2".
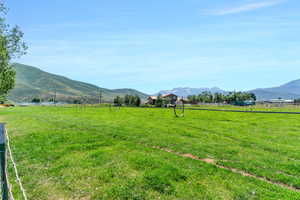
[
  {"x1": 156, "y1": 80, "x2": 300, "y2": 100},
  {"x1": 9, "y1": 63, "x2": 148, "y2": 102},
  {"x1": 250, "y1": 79, "x2": 300, "y2": 100}
]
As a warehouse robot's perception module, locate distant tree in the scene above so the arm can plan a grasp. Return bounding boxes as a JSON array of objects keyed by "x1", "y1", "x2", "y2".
[
  {"x1": 73, "y1": 99, "x2": 82, "y2": 104},
  {"x1": 48, "y1": 98, "x2": 57, "y2": 103},
  {"x1": 294, "y1": 99, "x2": 300, "y2": 104},
  {"x1": 214, "y1": 93, "x2": 224, "y2": 103},
  {"x1": 124, "y1": 94, "x2": 130, "y2": 105},
  {"x1": 155, "y1": 94, "x2": 164, "y2": 107},
  {"x1": 123, "y1": 94, "x2": 141, "y2": 107},
  {"x1": 134, "y1": 95, "x2": 141, "y2": 107},
  {"x1": 187, "y1": 95, "x2": 198, "y2": 104},
  {"x1": 31, "y1": 97, "x2": 41, "y2": 103},
  {"x1": 187, "y1": 91, "x2": 256, "y2": 105},
  {"x1": 113, "y1": 96, "x2": 123, "y2": 106},
  {"x1": 129, "y1": 95, "x2": 134, "y2": 105},
  {"x1": 0, "y1": 3, "x2": 27, "y2": 103}
]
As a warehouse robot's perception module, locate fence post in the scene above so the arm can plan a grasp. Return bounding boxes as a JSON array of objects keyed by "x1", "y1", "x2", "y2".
[{"x1": 0, "y1": 123, "x2": 8, "y2": 200}]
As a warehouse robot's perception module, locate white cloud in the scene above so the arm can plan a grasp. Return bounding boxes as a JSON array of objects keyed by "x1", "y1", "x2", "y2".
[{"x1": 208, "y1": 0, "x2": 286, "y2": 16}]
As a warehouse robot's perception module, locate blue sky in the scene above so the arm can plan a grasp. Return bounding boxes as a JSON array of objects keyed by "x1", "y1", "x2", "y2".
[{"x1": 7, "y1": 0, "x2": 300, "y2": 94}]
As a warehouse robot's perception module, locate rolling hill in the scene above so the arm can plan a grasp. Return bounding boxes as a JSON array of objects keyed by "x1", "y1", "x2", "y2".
[
  {"x1": 9, "y1": 63, "x2": 300, "y2": 102},
  {"x1": 9, "y1": 63, "x2": 148, "y2": 103},
  {"x1": 250, "y1": 80, "x2": 300, "y2": 100}
]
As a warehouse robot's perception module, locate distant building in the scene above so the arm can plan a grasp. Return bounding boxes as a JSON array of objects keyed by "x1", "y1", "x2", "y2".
[
  {"x1": 176, "y1": 97, "x2": 188, "y2": 104},
  {"x1": 264, "y1": 99, "x2": 294, "y2": 104},
  {"x1": 147, "y1": 94, "x2": 178, "y2": 105},
  {"x1": 161, "y1": 94, "x2": 178, "y2": 104},
  {"x1": 147, "y1": 96, "x2": 157, "y2": 105}
]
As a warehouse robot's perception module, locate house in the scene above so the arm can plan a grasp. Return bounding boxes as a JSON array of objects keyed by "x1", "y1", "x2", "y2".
[
  {"x1": 264, "y1": 99, "x2": 294, "y2": 104},
  {"x1": 161, "y1": 94, "x2": 178, "y2": 104},
  {"x1": 176, "y1": 97, "x2": 188, "y2": 104},
  {"x1": 147, "y1": 94, "x2": 178, "y2": 105},
  {"x1": 147, "y1": 96, "x2": 157, "y2": 105}
]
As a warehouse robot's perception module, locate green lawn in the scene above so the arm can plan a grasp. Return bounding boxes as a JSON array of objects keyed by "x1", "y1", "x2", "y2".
[
  {"x1": 186, "y1": 104, "x2": 300, "y2": 112},
  {"x1": 1, "y1": 106, "x2": 300, "y2": 199}
]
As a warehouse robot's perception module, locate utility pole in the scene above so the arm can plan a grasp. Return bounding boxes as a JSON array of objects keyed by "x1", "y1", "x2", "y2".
[
  {"x1": 39, "y1": 93, "x2": 42, "y2": 105},
  {"x1": 54, "y1": 86, "x2": 57, "y2": 106},
  {"x1": 98, "y1": 88, "x2": 102, "y2": 105}
]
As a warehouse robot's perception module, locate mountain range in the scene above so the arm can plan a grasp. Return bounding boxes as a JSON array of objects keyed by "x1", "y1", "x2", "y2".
[
  {"x1": 157, "y1": 87, "x2": 226, "y2": 97},
  {"x1": 8, "y1": 63, "x2": 300, "y2": 102},
  {"x1": 249, "y1": 80, "x2": 300, "y2": 100},
  {"x1": 158, "y1": 80, "x2": 300, "y2": 100},
  {"x1": 9, "y1": 63, "x2": 148, "y2": 103}
]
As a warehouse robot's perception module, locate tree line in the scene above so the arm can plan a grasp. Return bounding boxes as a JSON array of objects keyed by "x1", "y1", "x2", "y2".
[
  {"x1": 113, "y1": 95, "x2": 141, "y2": 107},
  {"x1": 187, "y1": 91, "x2": 256, "y2": 104},
  {"x1": 0, "y1": 3, "x2": 27, "y2": 103}
]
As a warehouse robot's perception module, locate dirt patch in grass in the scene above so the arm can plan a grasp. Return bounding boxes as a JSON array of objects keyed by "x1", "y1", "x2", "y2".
[
  {"x1": 182, "y1": 153, "x2": 215, "y2": 164},
  {"x1": 150, "y1": 146, "x2": 300, "y2": 193}
]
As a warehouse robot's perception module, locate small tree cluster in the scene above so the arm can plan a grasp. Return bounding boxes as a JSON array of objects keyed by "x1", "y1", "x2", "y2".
[
  {"x1": 48, "y1": 98, "x2": 57, "y2": 103},
  {"x1": 124, "y1": 94, "x2": 141, "y2": 106},
  {"x1": 113, "y1": 96, "x2": 123, "y2": 106},
  {"x1": 294, "y1": 99, "x2": 300, "y2": 104},
  {"x1": 114, "y1": 95, "x2": 141, "y2": 107},
  {"x1": 73, "y1": 99, "x2": 82, "y2": 104},
  {"x1": 31, "y1": 97, "x2": 42, "y2": 103},
  {"x1": 187, "y1": 91, "x2": 256, "y2": 104}
]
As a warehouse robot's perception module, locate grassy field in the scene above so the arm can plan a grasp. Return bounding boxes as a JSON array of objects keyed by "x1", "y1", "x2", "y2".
[
  {"x1": 186, "y1": 104, "x2": 300, "y2": 112},
  {"x1": 1, "y1": 106, "x2": 300, "y2": 199}
]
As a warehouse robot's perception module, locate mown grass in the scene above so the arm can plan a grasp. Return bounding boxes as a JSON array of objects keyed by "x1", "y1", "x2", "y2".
[
  {"x1": 1, "y1": 106, "x2": 300, "y2": 199},
  {"x1": 187, "y1": 104, "x2": 300, "y2": 112}
]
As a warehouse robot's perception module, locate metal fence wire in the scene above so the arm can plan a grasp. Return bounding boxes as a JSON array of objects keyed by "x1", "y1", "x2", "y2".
[
  {"x1": 0, "y1": 124, "x2": 8, "y2": 200},
  {"x1": 0, "y1": 124, "x2": 27, "y2": 200}
]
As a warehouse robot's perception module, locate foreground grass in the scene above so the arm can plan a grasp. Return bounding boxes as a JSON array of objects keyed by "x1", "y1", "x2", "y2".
[{"x1": 1, "y1": 106, "x2": 300, "y2": 199}]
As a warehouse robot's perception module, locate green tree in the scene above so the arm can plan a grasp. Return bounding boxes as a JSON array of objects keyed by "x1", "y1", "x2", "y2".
[
  {"x1": 73, "y1": 99, "x2": 82, "y2": 104},
  {"x1": 155, "y1": 94, "x2": 164, "y2": 107},
  {"x1": 134, "y1": 95, "x2": 141, "y2": 107},
  {"x1": 187, "y1": 95, "x2": 197, "y2": 104},
  {"x1": 0, "y1": 3, "x2": 27, "y2": 103},
  {"x1": 295, "y1": 99, "x2": 300, "y2": 104},
  {"x1": 113, "y1": 96, "x2": 123, "y2": 106},
  {"x1": 31, "y1": 97, "x2": 41, "y2": 103},
  {"x1": 249, "y1": 93, "x2": 256, "y2": 101},
  {"x1": 214, "y1": 93, "x2": 224, "y2": 103},
  {"x1": 129, "y1": 95, "x2": 135, "y2": 105},
  {"x1": 123, "y1": 94, "x2": 141, "y2": 107},
  {"x1": 124, "y1": 94, "x2": 130, "y2": 105}
]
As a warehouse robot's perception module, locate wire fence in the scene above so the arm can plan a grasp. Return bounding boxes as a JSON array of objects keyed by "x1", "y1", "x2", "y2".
[
  {"x1": 0, "y1": 123, "x2": 8, "y2": 200},
  {"x1": 0, "y1": 124, "x2": 27, "y2": 200},
  {"x1": 1, "y1": 104, "x2": 300, "y2": 199}
]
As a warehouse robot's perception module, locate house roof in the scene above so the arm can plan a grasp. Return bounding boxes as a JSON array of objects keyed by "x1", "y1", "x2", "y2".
[
  {"x1": 148, "y1": 96, "x2": 157, "y2": 100},
  {"x1": 162, "y1": 94, "x2": 177, "y2": 98}
]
